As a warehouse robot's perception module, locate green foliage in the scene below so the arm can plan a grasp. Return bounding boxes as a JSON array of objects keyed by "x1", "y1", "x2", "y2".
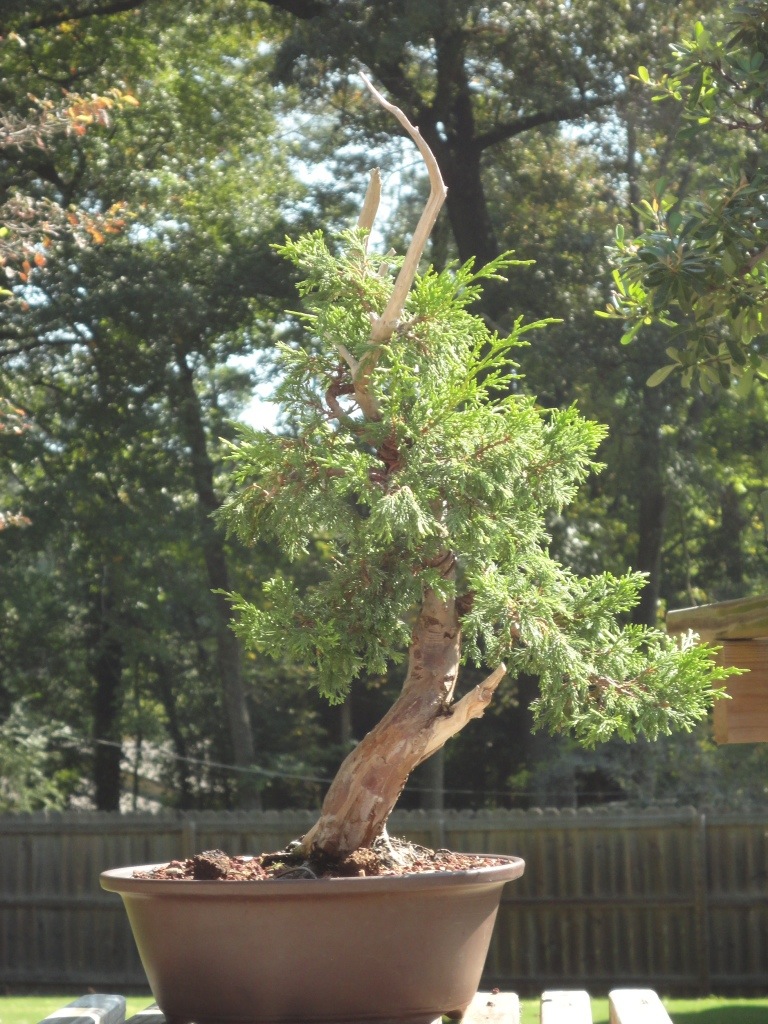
[
  {"x1": 220, "y1": 230, "x2": 731, "y2": 745},
  {"x1": 603, "y1": 1, "x2": 768, "y2": 390},
  {"x1": 0, "y1": 0, "x2": 754, "y2": 808},
  {"x1": 0, "y1": 0, "x2": 319, "y2": 808},
  {"x1": 0, "y1": 702, "x2": 71, "y2": 812}
]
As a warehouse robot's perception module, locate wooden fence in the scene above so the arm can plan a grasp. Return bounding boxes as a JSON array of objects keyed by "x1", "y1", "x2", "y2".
[{"x1": 1, "y1": 807, "x2": 766, "y2": 995}]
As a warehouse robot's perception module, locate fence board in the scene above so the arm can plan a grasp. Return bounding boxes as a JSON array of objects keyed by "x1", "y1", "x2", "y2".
[{"x1": 1, "y1": 808, "x2": 767, "y2": 993}]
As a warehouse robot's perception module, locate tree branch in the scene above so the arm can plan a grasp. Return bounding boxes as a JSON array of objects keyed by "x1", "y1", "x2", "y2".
[
  {"x1": 254, "y1": 0, "x2": 327, "y2": 20},
  {"x1": 350, "y1": 74, "x2": 447, "y2": 422},
  {"x1": 357, "y1": 167, "x2": 382, "y2": 239},
  {"x1": 3, "y1": 0, "x2": 151, "y2": 33},
  {"x1": 362, "y1": 75, "x2": 447, "y2": 345},
  {"x1": 419, "y1": 663, "x2": 507, "y2": 763},
  {"x1": 475, "y1": 94, "x2": 616, "y2": 152}
]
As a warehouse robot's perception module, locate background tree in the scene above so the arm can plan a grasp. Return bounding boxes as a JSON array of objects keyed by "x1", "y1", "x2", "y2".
[
  {"x1": 604, "y1": 0, "x2": 768, "y2": 390},
  {"x1": 3, "y1": 0, "x2": 767, "y2": 814},
  {"x1": 0, "y1": 1, "x2": 324, "y2": 809}
]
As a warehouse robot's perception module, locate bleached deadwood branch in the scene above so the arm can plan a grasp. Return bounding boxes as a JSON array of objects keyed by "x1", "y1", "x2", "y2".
[
  {"x1": 348, "y1": 74, "x2": 448, "y2": 422},
  {"x1": 357, "y1": 167, "x2": 382, "y2": 237}
]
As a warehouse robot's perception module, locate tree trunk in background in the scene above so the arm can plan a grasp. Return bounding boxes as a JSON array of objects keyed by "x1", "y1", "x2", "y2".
[
  {"x1": 437, "y1": 141, "x2": 510, "y2": 322},
  {"x1": 632, "y1": 385, "x2": 667, "y2": 627},
  {"x1": 412, "y1": 28, "x2": 507, "y2": 320},
  {"x1": 625, "y1": 101, "x2": 668, "y2": 629},
  {"x1": 419, "y1": 748, "x2": 445, "y2": 813},
  {"x1": 720, "y1": 483, "x2": 747, "y2": 596},
  {"x1": 442, "y1": 149, "x2": 497, "y2": 269},
  {"x1": 174, "y1": 342, "x2": 259, "y2": 808},
  {"x1": 89, "y1": 577, "x2": 124, "y2": 811},
  {"x1": 339, "y1": 697, "x2": 353, "y2": 747},
  {"x1": 154, "y1": 659, "x2": 195, "y2": 809}
]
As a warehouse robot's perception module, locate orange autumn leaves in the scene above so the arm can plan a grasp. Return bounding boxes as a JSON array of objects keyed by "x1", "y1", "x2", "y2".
[{"x1": 0, "y1": 88, "x2": 137, "y2": 291}]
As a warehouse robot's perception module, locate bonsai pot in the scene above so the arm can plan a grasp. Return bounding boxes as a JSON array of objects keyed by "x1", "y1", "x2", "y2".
[{"x1": 101, "y1": 853, "x2": 524, "y2": 1024}]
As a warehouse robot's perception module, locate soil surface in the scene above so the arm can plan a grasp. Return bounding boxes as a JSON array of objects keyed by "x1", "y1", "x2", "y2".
[{"x1": 133, "y1": 836, "x2": 499, "y2": 881}]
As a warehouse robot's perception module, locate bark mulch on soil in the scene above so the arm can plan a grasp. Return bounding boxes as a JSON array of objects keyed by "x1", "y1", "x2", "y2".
[{"x1": 134, "y1": 838, "x2": 498, "y2": 881}]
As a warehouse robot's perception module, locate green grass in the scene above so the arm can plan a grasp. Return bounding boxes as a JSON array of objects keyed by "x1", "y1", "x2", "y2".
[
  {"x1": 2, "y1": 994, "x2": 768, "y2": 1024},
  {"x1": 519, "y1": 996, "x2": 768, "y2": 1024},
  {"x1": 659, "y1": 997, "x2": 768, "y2": 1023}
]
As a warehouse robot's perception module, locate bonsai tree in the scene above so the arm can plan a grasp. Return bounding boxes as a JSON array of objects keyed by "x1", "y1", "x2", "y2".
[{"x1": 219, "y1": 78, "x2": 729, "y2": 863}]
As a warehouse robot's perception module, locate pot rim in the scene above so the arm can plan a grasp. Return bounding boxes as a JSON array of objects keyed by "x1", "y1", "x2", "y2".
[{"x1": 100, "y1": 853, "x2": 524, "y2": 896}]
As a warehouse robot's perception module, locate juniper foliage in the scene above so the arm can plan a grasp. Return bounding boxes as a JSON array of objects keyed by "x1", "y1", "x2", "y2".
[{"x1": 220, "y1": 229, "x2": 729, "y2": 747}]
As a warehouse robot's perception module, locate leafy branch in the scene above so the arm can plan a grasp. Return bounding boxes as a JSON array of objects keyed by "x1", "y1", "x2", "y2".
[{"x1": 600, "y1": 1, "x2": 768, "y2": 392}]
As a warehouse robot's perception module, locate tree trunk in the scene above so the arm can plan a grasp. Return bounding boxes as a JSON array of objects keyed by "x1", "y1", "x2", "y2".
[
  {"x1": 720, "y1": 483, "x2": 747, "y2": 594},
  {"x1": 414, "y1": 28, "x2": 506, "y2": 320},
  {"x1": 438, "y1": 142, "x2": 510, "y2": 322},
  {"x1": 443, "y1": 152, "x2": 498, "y2": 268},
  {"x1": 300, "y1": 557, "x2": 503, "y2": 859},
  {"x1": 89, "y1": 575, "x2": 124, "y2": 812},
  {"x1": 154, "y1": 658, "x2": 195, "y2": 809},
  {"x1": 419, "y1": 748, "x2": 445, "y2": 812},
  {"x1": 174, "y1": 341, "x2": 259, "y2": 807},
  {"x1": 632, "y1": 386, "x2": 667, "y2": 627}
]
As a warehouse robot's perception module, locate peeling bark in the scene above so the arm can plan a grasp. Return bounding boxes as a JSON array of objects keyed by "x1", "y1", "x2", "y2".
[{"x1": 300, "y1": 572, "x2": 504, "y2": 858}]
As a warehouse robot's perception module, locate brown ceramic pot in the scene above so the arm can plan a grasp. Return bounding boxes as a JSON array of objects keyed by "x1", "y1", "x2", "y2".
[{"x1": 101, "y1": 853, "x2": 524, "y2": 1024}]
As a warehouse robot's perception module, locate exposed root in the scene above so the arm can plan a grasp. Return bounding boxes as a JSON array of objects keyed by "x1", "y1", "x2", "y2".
[
  {"x1": 273, "y1": 863, "x2": 319, "y2": 880},
  {"x1": 372, "y1": 830, "x2": 435, "y2": 870}
]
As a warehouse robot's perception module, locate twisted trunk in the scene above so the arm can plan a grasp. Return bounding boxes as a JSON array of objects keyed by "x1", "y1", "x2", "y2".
[{"x1": 300, "y1": 559, "x2": 504, "y2": 858}]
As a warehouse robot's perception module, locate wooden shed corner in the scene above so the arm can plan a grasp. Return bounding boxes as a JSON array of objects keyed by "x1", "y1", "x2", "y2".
[{"x1": 667, "y1": 594, "x2": 768, "y2": 745}]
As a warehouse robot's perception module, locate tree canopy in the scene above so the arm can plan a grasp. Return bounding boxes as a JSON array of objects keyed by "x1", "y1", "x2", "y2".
[
  {"x1": 604, "y1": 1, "x2": 768, "y2": 391},
  {"x1": 3, "y1": 0, "x2": 768, "y2": 815}
]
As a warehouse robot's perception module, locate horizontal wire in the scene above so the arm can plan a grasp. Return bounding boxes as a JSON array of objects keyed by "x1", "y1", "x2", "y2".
[{"x1": 92, "y1": 738, "x2": 611, "y2": 800}]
